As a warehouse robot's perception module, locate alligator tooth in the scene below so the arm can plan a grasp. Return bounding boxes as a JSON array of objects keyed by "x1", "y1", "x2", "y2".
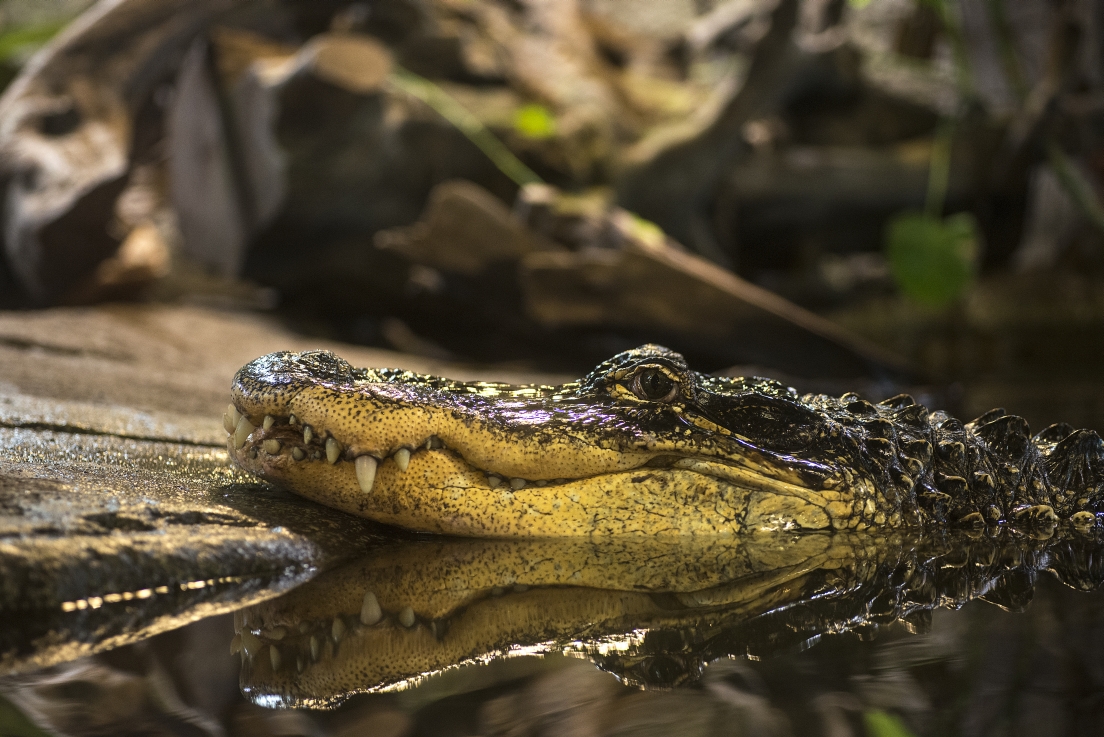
[
  {"x1": 263, "y1": 415, "x2": 275, "y2": 430},
  {"x1": 360, "y1": 591, "x2": 382, "y2": 625},
  {"x1": 233, "y1": 416, "x2": 254, "y2": 450},
  {"x1": 331, "y1": 617, "x2": 346, "y2": 643},
  {"x1": 296, "y1": 655, "x2": 305, "y2": 673},
  {"x1": 223, "y1": 405, "x2": 239, "y2": 434},
  {"x1": 326, "y1": 437, "x2": 342, "y2": 464},
  {"x1": 263, "y1": 626, "x2": 287, "y2": 641},
  {"x1": 510, "y1": 478, "x2": 526, "y2": 490},
  {"x1": 298, "y1": 622, "x2": 311, "y2": 634},
  {"x1": 269, "y1": 645, "x2": 281, "y2": 670},
  {"x1": 230, "y1": 634, "x2": 242, "y2": 655},
  {"x1": 240, "y1": 630, "x2": 262, "y2": 658},
  {"x1": 303, "y1": 426, "x2": 313, "y2": 444},
  {"x1": 394, "y1": 448, "x2": 411, "y2": 472},
  {"x1": 309, "y1": 635, "x2": 320, "y2": 661},
  {"x1": 487, "y1": 475, "x2": 502, "y2": 488},
  {"x1": 425, "y1": 436, "x2": 443, "y2": 450},
  {"x1": 289, "y1": 414, "x2": 297, "y2": 425},
  {"x1": 355, "y1": 456, "x2": 378, "y2": 494},
  {"x1": 262, "y1": 439, "x2": 280, "y2": 454},
  {"x1": 291, "y1": 447, "x2": 306, "y2": 461},
  {"x1": 398, "y1": 606, "x2": 416, "y2": 628}
]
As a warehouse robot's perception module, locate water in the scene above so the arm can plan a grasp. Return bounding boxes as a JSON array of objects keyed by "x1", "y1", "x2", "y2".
[{"x1": 4, "y1": 528, "x2": 1104, "y2": 736}]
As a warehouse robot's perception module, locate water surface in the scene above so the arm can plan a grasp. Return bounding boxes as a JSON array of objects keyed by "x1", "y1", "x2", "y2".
[{"x1": 4, "y1": 528, "x2": 1104, "y2": 736}]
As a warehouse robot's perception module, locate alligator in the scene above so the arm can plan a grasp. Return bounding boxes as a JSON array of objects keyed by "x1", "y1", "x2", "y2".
[
  {"x1": 226, "y1": 344, "x2": 1104, "y2": 536},
  {"x1": 235, "y1": 530, "x2": 1104, "y2": 704}
]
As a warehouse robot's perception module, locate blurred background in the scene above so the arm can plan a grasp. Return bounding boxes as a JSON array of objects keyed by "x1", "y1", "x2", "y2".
[
  {"x1": 2, "y1": 2, "x2": 1104, "y2": 736},
  {"x1": 0, "y1": 0, "x2": 1101, "y2": 427}
]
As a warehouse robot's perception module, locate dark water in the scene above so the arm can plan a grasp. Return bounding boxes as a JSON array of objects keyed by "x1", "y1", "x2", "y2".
[{"x1": 4, "y1": 528, "x2": 1104, "y2": 737}]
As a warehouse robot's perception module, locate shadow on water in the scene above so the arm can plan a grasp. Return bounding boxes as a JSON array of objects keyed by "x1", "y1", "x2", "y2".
[{"x1": 5, "y1": 527, "x2": 1104, "y2": 736}]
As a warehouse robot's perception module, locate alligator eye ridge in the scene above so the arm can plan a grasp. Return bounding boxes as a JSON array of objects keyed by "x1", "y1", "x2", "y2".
[{"x1": 633, "y1": 368, "x2": 678, "y2": 402}]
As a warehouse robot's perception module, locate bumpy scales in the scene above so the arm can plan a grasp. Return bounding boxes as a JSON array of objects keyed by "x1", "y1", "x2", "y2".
[{"x1": 226, "y1": 345, "x2": 1104, "y2": 536}]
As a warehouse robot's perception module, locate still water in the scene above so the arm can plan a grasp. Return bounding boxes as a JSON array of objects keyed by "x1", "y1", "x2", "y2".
[{"x1": 3, "y1": 528, "x2": 1104, "y2": 737}]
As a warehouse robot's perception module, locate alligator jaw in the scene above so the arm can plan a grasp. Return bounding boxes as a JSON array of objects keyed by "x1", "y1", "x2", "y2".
[{"x1": 225, "y1": 410, "x2": 864, "y2": 536}]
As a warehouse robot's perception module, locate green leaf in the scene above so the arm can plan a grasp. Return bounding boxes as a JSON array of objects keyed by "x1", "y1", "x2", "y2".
[
  {"x1": 885, "y1": 211, "x2": 979, "y2": 307},
  {"x1": 513, "y1": 104, "x2": 556, "y2": 140},
  {"x1": 863, "y1": 709, "x2": 918, "y2": 737},
  {"x1": 0, "y1": 21, "x2": 68, "y2": 63},
  {"x1": 0, "y1": 695, "x2": 53, "y2": 737}
]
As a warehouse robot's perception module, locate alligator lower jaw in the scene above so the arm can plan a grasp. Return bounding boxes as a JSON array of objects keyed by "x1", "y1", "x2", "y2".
[{"x1": 224, "y1": 408, "x2": 878, "y2": 536}]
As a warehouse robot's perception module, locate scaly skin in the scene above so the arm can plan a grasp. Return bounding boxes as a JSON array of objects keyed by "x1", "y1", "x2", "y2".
[{"x1": 226, "y1": 345, "x2": 1104, "y2": 536}]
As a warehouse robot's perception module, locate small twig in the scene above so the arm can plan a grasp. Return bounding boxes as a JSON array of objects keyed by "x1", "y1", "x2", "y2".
[
  {"x1": 925, "y1": 118, "x2": 955, "y2": 218},
  {"x1": 388, "y1": 66, "x2": 544, "y2": 188},
  {"x1": 985, "y1": 0, "x2": 1028, "y2": 101},
  {"x1": 923, "y1": 0, "x2": 975, "y2": 102}
]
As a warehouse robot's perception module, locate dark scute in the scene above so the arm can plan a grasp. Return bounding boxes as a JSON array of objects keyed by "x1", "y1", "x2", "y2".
[
  {"x1": 973, "y1": 415, "x2": 1032, "y2": 460},
  {"x1": 845, "y1": 398, "x2": 876, "y2": 415},
  {"x1": 935, "y1": 416, "x2": 964, "y2": 433},
  {"x1": 1033, "y1": 422, "x2": 1076, "y2": 447},
  {"x1": 904, "y1": 439, "x2": 933, "y2": 461},
  {"x1": 878, "y1": 394, "x2": 916, "y2": 409},
  {"x1": 863, "y1": 418, "x2": 894, "y2": 438},
  {"x1": 938, "y1": 475, "x2": 969, "y2": 495},
  {"x1": 969, "y1": 407, "x2": 1007, "y2": 427},
  {"x1": 893, "y1": 404, "x2": 929, "y2": 429},
  {"x1": 1045, "y1": 429, "x2": 1104, "y2": 495}
]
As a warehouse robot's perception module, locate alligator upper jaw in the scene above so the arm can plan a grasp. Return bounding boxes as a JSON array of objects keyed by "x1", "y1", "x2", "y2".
[{"x1": 224, "y1": 404, "x2": 868, "y2": 536}]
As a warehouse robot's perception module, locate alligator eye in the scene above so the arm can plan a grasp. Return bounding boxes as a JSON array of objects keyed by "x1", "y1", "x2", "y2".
[{"x1": 632, "y1": 368, "x2": 678, "y2": 402}]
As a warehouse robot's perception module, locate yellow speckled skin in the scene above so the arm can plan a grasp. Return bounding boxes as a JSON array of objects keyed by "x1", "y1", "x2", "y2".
[
  {"x1": 227, "y1": 346, "x2": 891, "y2": 535},
  {"x1": 230, "y1": 444, "x2": 842, "y2": 535},
  {"x1": 228, "y1": 344, "x2": 1104, "y2": 535}
]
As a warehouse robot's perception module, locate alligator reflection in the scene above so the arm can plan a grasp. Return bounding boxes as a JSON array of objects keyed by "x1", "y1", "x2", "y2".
[{"x1": 235, "y1": 529, "x2": 1104, "y2": 708}]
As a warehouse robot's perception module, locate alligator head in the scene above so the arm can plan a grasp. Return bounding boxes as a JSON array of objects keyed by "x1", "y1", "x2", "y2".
[{"x1": 226, "y1": 345, "x2": 1104, "y2": 536}]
